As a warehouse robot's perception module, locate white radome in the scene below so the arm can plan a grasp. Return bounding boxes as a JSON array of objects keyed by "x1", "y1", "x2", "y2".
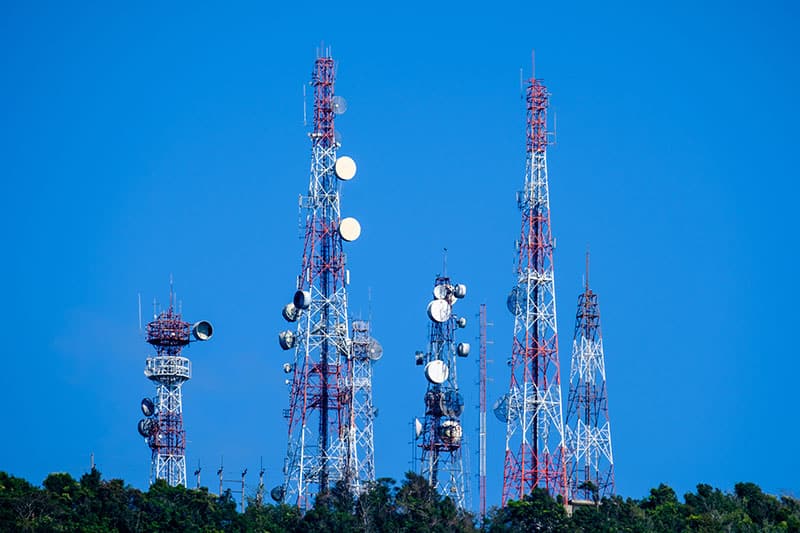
[
  {"x1": 426, "y1": 299, "x2": 452, "y2": 323},
  {"x1": 339, "y1": 217, "x2": 362, "y2": 242},
  {"x1": 424, "y1": 359, "x2": 449, "y2": 384},
  {"x1": 334, "y1": 156, "x2": 357, "y2": 181}
]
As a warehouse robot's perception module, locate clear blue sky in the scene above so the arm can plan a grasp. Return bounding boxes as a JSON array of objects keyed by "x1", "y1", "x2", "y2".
[{"x1": 1, "y1": 0, "x2": 798, "y2": 511}]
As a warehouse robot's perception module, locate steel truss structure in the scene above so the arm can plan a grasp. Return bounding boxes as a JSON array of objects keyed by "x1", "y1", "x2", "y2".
[
  {"x1": 417, "y1": 274, "x2": 469, "y2": 509},
  {"x1": 347, "y1": 320, "x2": 379, "y2": 493},
  {"x1": 281, "y1": 50, "x2": 360, "y2": 509},
  {"x1": 565, "y1": 254, "x2": 615, "y2": 501},
  {"x1": 501, "y1": 69, "x2": 568, "y2": 504},
  {"x1": 141, "y1": 291, "x2": 211, "y2": 487}
]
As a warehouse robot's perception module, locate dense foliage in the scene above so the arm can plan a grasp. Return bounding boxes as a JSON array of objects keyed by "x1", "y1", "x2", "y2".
[{"x1": 1, "y1": 469, "x2": 799, "y2": 532}]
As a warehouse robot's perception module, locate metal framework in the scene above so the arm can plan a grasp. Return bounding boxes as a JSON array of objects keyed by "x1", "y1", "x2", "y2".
[
  {"x1": 280, "y1": 49, "x2": 360, "y2": 509},
  {"x1": 565, "y1": 253, "x2": 615, "y2": 501},
  {"x1": 478, "y1": 304, "x2": 488, "y2": 519},
  {"x1": 417, "y1": 274, "x2": 469, "y2": 509},
  {"x1": 347, "y1": 320, "x2": 380, "y2": 493},
  {"x1": 501, "y1": 67, "x2": 568, "y2": 504},
  {"x1": 141, "y1": 289, "x2": 211, "y2": 487}
]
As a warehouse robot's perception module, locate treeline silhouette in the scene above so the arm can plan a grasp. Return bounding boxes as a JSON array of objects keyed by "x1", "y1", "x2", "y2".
[{"x1": 1, "y1": 469, "x2": 799, "y2": 532}]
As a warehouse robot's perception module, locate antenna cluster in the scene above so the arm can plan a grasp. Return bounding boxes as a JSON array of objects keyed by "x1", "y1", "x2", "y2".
[
  {"x1": 136, "y1": 286, "x2": 213, "y2": 487},
  {"x1": 414, "y1": 274, "x2": 470, "y2": 509}
]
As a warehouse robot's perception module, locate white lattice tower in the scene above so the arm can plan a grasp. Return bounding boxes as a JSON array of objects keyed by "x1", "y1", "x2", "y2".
[
  {"x1": 348, "y1": 320, "x2": 379, "y2": 493},
  {"x1": 565, "y1": 254, "x2": 614, "y2": 501},
  {"x1": 417, "y1": 274, "x2": 469, "y2": 509}
]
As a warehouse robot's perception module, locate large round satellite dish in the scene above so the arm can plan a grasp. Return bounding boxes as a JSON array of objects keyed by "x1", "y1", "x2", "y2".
[
  {"x1": 424, "y1": 359, "x2": 449, "y2": 384},
  {"x1": 454, "y1": 284, "x2": 467, "y2": 299},
  {"x1": 137, "y1": 418, "x2": 155, "y2": 438},
  {"x1": 367, "y1": 338, "x2": 383, "y2": 361},
  {"x1": 334, "y1": 156, "x2": 357, "y2": 181},
  {"x1": 278, "y1": 330, "x2": 295, "y2": 350},
  {"x1": 192, "y1": 321, "x2": 213, "y2": 341},
  {"x1": 443, "y1": 390, "x2": 464, "y2": 417},
  {"x1": 141, "y1": 398, "x2": 155, "y2": 417},
  {"x1": 493, "y1": 394, "x2": 510, "y2": 422},
  {"x1": 293, "y1": 290, "x2": 311, "y2": 310},
  {"x1": 438, "y1": 420, "x2": 463, "y2": 447},
  {"x1": 506, "y1": 287, "x2": 519, "y2": 314},
  {"x1": 432, "y1": 284, "x2": 448, "y2": 300},
  {"x1": 332, "y1": 95, "x2": 347, "y2": 115},
  {"x1": 270, "y1": 486, "x2": 285, "y2": 503},
  {"x1": 282, "y1": 303, "x2": 299, "y2": 322},
  {"x1": 426, "y1": 299, "x2": 452, "y2": 323},
  {"x1": 339, "y1": 217, "x2": 361, "y2": 242}
]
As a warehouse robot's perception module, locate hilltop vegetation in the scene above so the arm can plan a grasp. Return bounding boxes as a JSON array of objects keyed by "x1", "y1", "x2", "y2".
[{"x1": 1, "y1": 469, "x2": 799, "y2": 532}]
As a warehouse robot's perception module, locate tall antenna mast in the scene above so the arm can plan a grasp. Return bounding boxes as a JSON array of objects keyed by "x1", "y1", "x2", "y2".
[
  {"x1": 500, "y1": 57, "x2": 568, "y2": 504},
  {"x1": 478, "y1": 304, "x2": 490, "y2": 519},
  {"x1": 278, "y1": 49, "x2": 363, "y2": 509},
  {"x1": 414, "y1": 270, "x2": 470, "y2": 509}
]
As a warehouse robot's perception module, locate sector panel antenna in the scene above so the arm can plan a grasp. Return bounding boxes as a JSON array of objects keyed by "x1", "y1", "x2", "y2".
[{"x1": 335, "y1": 156, "x2": 357, "y2": 181}]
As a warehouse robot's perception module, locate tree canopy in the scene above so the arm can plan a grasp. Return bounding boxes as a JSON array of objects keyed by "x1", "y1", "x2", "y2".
[{"x1": 1, "y1": 469, "x2": 798, "y2": 532}]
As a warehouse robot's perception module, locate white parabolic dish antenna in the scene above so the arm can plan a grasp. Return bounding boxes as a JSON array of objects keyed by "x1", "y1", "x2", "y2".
[
  {"x1": 414, "y1": 418, "x2": 423, "y2": 438},
  {"x1": 332, "y1": 95, "x2": 347, "y2": 115},
  {"x1": 432, "y1": 284, "x2": 448, "y2": 300},
  {"x1": 335, "y1": 156, "x2": 357, "y2": 181},
  {"x1": 427, "y1": 299, "x2": 452, "y2": 323},
  {"x1": 339, "y1": 217, "x2": 361, "y2": 242},
  {"x1": 424, "y1": 359, "x2": 449, "y2": 384}
]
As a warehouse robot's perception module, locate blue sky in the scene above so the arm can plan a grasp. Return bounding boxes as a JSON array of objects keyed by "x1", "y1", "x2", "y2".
[{"x1": 1, "y1": 0, "x2": 798, "y2": 511}]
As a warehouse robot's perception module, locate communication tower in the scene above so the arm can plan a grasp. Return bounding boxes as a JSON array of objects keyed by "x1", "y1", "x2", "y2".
[
  {"x1": 497, "y1": 62, "x2": 568, "y2": 504},
  {"x1": 414, "y1": 273, "x2": 470, "y2": 509},
  {"x1": 277, "y1": 48, "x2": 362, "y2": 509},
  {"x1": 478, "y1": 304, "x2": 490, "y2": 519},
  {"x1": 137, "y1": 286, "x2": 213, "y2": 487},
  {"x1": 348, "y1": 320, "x2": 381, "y2": 492},
  {"x1": 564, "y1": 253, "x2": 615, "y2": 501}
]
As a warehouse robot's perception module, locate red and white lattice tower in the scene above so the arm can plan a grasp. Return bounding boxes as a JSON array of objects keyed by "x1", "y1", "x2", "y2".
[
  {"x1": 499, "y1": 64, "x2": 568, "y2": 504},
  {"x1": 278, "y1": 48, "x2": 362, "y2": 508},
  {"x1": 137, "y1": 286, "x2": 213, "y2": 487},
  {"x1": 565, "y1": 253, "x2": 615, "y2": 501},
  {"x1": 415, "y1": 273, "x2": 470, "y2": 509}
]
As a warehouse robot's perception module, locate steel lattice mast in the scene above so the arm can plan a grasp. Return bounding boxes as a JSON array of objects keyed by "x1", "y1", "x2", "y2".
[
  {"x1": 416, "y1": 274, "x2": 470, "y2": 509},
  {"x1": 138, "y1": 287, "x2": 213, "y2": 487},
  {"x1": 565, "y1": 253, "x2": 615, "y2": 501},
  {"x1": 278, "y1": 49, "x2": 362, "y2": 509},
  {"x1": 348, "y1": 320, "x2": 381, "y2": 493},
  {"x1": 478, "y1": 304, "x2": 488, "y2": 519},
  {"x1": 500, "y1": 65, "x2": 568, "y2": 504}
]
